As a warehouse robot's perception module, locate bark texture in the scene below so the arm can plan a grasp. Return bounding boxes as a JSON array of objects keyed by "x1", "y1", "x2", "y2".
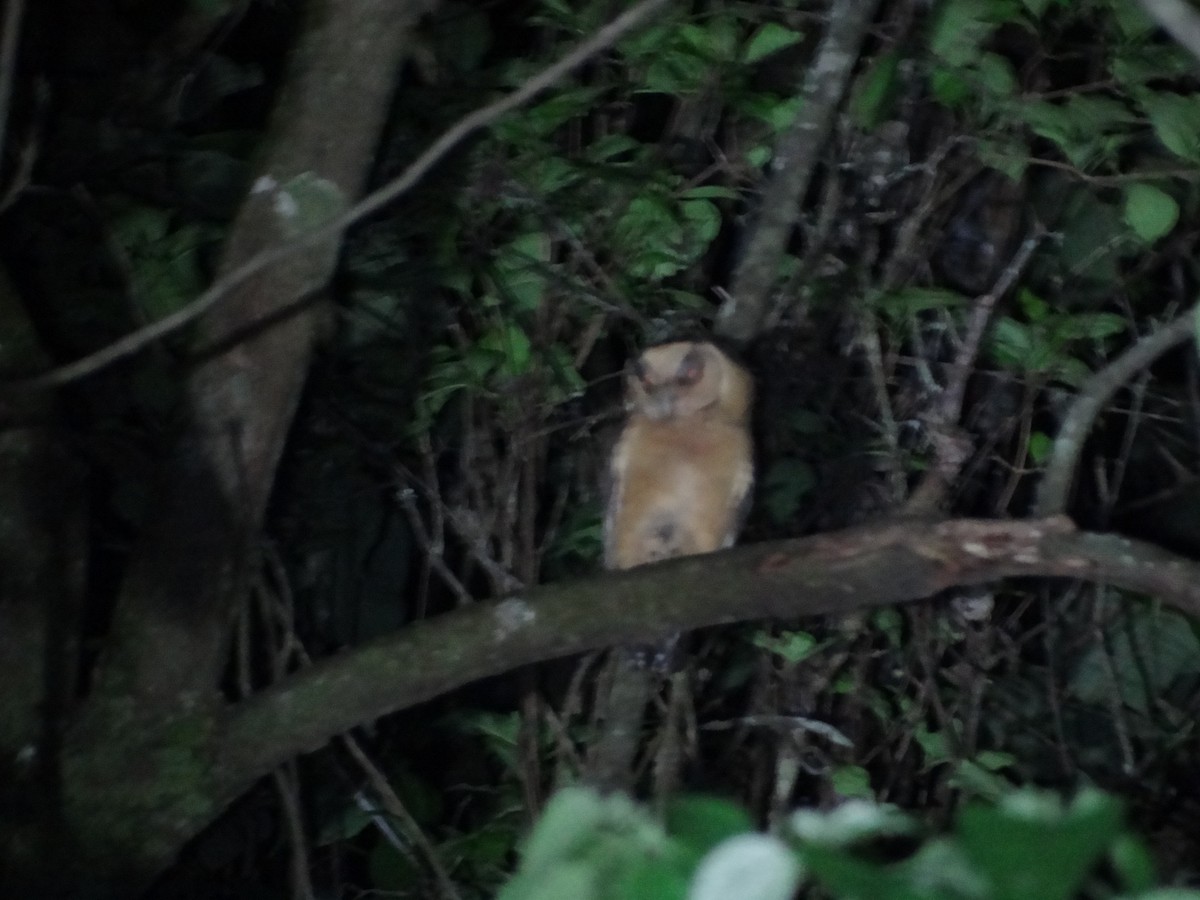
[
  {"x1": 219, "y1": 516, "x2": 1200, "y2": 784},
  {"x1": 0, "y1": 0, "x2": 423, "y2": 892},
  {"x1": 717, "y1": 0, "x2": 881, "y2": 343}
]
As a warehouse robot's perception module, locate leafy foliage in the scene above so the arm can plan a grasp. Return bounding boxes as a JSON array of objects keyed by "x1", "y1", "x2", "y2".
[
  {"x1": 502, "y1": 787, "x2": 1198, "y2": 900},
  {"x1": 9, "y1": 0, "x2": 1200, "y2": 894}
]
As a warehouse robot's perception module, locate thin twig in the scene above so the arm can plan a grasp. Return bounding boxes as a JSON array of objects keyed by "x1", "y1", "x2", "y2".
[
  {"x1": 938, "y1": 230, "x2": 1044, "y2": 423},
  {"x1": 1091, "y1": 590, "x2": 1136, "y2": 775},
  {"x1": 272, "y1": 766, "x2": 316, "y2": 900},
  {"x1": 397, "y1": 486, "x2": 474, "y2": 607},
  {"x1": 858, "y1": 310, "x2": 906, "y2": 502},
  {"x1": 905, "y1": 230, "x2": 1045, "y2": 514},
  {"x1": 342, "y1": 734, "x2": 464, "y2": 900},
  {"x1": 6, "y1": 0, "x2": 670, "y2": 392}
]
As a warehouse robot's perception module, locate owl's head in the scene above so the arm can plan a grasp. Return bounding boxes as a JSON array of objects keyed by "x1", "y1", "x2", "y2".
[{"x1": 625, "y1": 341, "x2": 752, "y2": 423}]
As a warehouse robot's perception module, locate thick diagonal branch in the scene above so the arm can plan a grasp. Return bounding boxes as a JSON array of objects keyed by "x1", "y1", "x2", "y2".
[{"x1": 220, "y1": 516, "x2": 1200, "y2": 786}]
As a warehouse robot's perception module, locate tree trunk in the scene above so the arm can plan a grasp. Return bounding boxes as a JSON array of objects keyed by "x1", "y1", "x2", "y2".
[{"x1": 0, "y1": 0, "x2": 423, "y2": 892}]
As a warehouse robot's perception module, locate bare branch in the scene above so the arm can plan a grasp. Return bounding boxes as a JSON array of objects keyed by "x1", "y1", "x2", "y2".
[
  {"x1": 717, "y1": 0, "x2": 881, "y2": 344},
  {"x1": 343, "y1": 735, "x2": 463, "y2": 900},
  {"x1": 1035, "y1": 308, "x2": 1196, "y2": 516},
  {"x1": 938, "y1": 230, "x2": 1044, "y2": 425},
  {"x1": 906, "y1": 229, "x2": 1045, "y2": 514},
  {"x1": 4, "y1": 0, "x2": 670, "y2": 392}
]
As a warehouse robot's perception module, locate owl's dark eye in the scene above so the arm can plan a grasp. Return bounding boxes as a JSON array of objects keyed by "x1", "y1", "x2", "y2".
[{"x1": 677, "y1": 350, "x2": 704, "y2": 385}]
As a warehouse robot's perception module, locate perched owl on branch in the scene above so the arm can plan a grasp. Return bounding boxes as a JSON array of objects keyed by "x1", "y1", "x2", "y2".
[
  {"x1": 586, "y1": 340, "x2": 754, "y2": 789},
  {"x1": 605, "y1": 340, "x2": 754, "y2": 572}
]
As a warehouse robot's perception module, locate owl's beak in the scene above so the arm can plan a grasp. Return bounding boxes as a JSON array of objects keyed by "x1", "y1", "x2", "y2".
[{"x1": 642, "y1": 391, "x2": 675, "y2": 421}]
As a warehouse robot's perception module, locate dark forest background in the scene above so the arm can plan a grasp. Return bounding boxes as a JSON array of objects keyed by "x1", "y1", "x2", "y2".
[{"x1": 5, "y1": 0, "x2": 1200, "y2": 896}]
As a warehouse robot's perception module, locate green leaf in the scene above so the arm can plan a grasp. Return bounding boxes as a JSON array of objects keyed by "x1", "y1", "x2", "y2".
[
  {"x1": 1107, "y1": 0, "x2": 1156, "y2": 38},
  {"x1": 587, "y1": 133, "x2": 641, "y2": 162},
  {"x1": 459, "y1": 710, "x2": 523, "y2": 767},
  {"x1": 112, "y1": 210, "x2": 211, "y2": 322},
  {"x1": 879, "y1": 287, "x2": 967, "y2": 322},
  {"x1": 1014, "y1": 96, "x2": 1137, "y2": 168},
  {"x1": 677, "y1": 18, "x2": 738, "y2": 64},
  {"x1": 624, "y1": 857, "x2": 690, "y2": 900},
  {"x1": 831, "y1": 765, "x2": 874, "y2": 799},
  {"x1": 1123, "y1": 183, "x2": 1179, "y2": 243},
  {"x1": 644, "y1": 38, "x2": 712, "y2": 93},
  {"x1": 989, "y1": 319, "x2": 1033, "y2": 370},
  {"x1": 690, "y1": 835, "x2": 802, "y2": 900},
  {"x1": 529, "y1": 156, "x2": 581, "y2": 194},
  {"x1": 949, "y1": 759, "x2": 1014, "y2": 801},
  {"x1": 957, "y1": 789, "x2": 1122, "y2": 900},
  {"x1": 791, "y1": 800, "x2": 915, "y2": 845},
  {"x1": 680, "y1": 185, "x2": 740, "y2": 201},
  {"x1": 665, "y1": 796, "x2": 754, "y2": 866},
  {"x1": 742, "y1": 95, "x2": 804, "y2": 132},
  {"x1": 930, "y1": 67, "x2": 972, "y2": 107},
  {"x1": 977, "y1": 52, "x2": 1018, "y2": 96},
  {"x1": 1049, "y1": 311, "x2": 1126, "y2": 341},
  {"x1": 975, "y1": 750, "x2": 1017, "y2": 772},
  {"x1": 519, "y1": 86, "x2": 603, "y2": 135},
  {"x1": 499, "y1": 861, "x2": 598, "y2": 900},
  {"x1": 681, "y1": 198, "x2": 722, "y2": 245},
  {"x1": 1018, "y1": 288, "x2": 1049, "y2": 322},
  {"x1": 1140, "y1": 92, "x2": 1200, "y2": 162},
  {"x1": 751, "y1": 629, "x2": 818, "y2": 664},
  {"x1": 1053, "y1": 357, "x2": 1091, "y2": 387},
  {"x1": 851, "y1": 51, "x2": 900, "y2": 128},
  {"x1": 761, "y1": 458, "x2": 815, "y2": 523},
  {"x1": 1071, "y1": 606, "x2": 1200, "y2": 714},
  {"x1": 477, "y1": 325, "x2": 533, "y2": 377},
  {"x1": 872, "y1": 607, "x2": 904, "y2": 647},
  {"x1": 977, "y1": 136, "x2": 1030, "y2": 181},
  {"x1": 1028, "y1": 430, "x2": 1052, "y2": 464},
  {"x1": 801, "y1": 845, "x2": 921, "y2": 900},
  {"x1": 929, "y1": 0, "x2": 1018, "y2": 67},
  {"x1": 517, "y1": 788, "x2": 608, "y2": 875},
  {"x1": 900, "y1": 838, "x2": 990, "y2": 897},
  {"x1": 746, "y1": 145, "x2": 772, "y2": 167},
  {"x1": 1112, "y1": 45, "x2": 1196, "y2": 88},
  {"x1": 277, "y1": 172, "x2": 346, "y2": 235},
  {"x1": 1057, "y1": 192, "x2": 1124, "y2": 280},
  {"x1": 743, "y1": 23, "x2": 804, "y2": 64},
  {"x1": 493, "y1": 232, "x2": 551, "y2": 310},
  {"x1": 619, "y1": 21, "x2": 674, "y2": 61},
  {"x1": 1109, "y1": 834, "x2": 1157, "y2": 895},
  {"x1": 915, "y1": 727, "x2": 951, "y2": 767}
]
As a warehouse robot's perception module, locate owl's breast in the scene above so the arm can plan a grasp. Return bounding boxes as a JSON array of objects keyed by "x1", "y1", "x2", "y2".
[{"x1": 606, "y1": 417, "x2": 752, "y2": 568}]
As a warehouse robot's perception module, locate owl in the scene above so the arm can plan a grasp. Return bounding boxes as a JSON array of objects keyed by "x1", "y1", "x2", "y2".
[{"x1": 605, "y1": 341, "x2": 754, "y2": 571}]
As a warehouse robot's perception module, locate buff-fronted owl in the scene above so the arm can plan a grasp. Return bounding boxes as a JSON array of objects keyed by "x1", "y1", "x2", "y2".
[{"x1": 604, "y1": 341, "x2": 754, "y2": 571}]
